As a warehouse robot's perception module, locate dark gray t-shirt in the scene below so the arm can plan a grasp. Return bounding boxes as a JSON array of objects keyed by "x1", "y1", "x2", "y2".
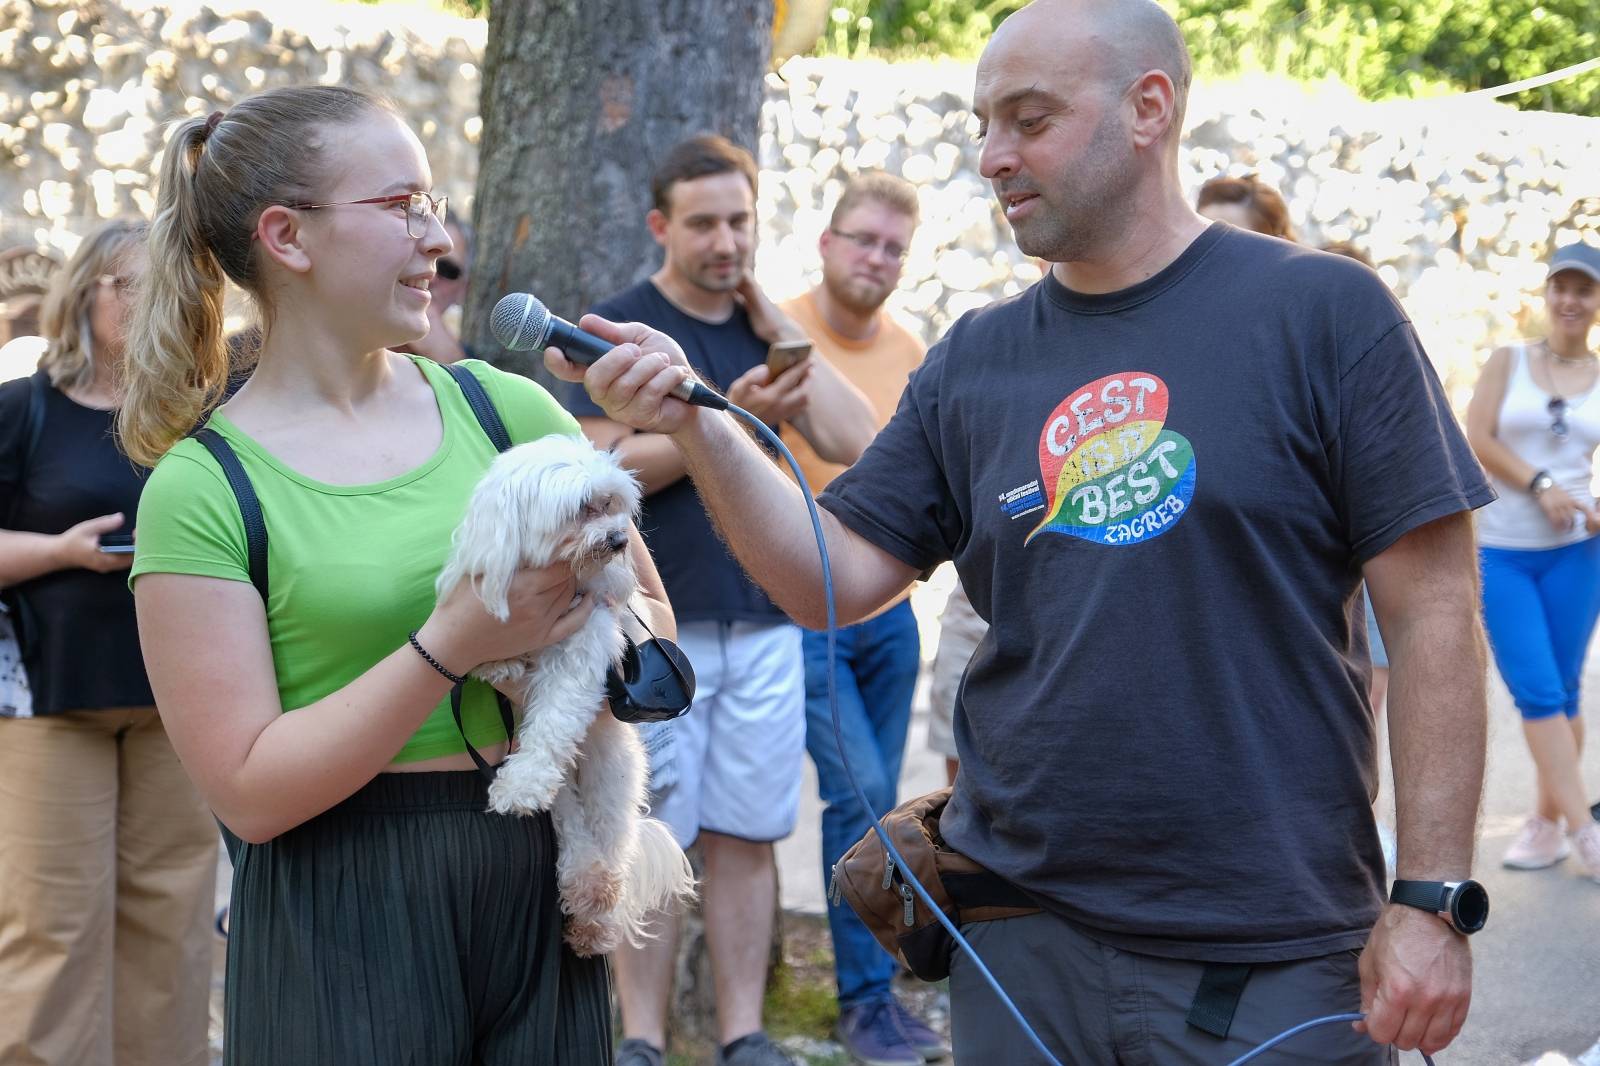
[{"x1": 818, "y1": 224, "x2": 1494, "y2": 962}]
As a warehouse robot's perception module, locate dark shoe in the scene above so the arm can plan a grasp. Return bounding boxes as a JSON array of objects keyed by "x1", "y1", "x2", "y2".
[
  {"x1": 885, "y1": 998, "x2": 949, "y2": 1062},
  {"x1": 835, "y1": 1001, "x2": 922, "y2": 1066},
  {"x1": 715, "y1": 1031, "x2": 799, "y2": 1066},
  {"x1": 615, "y1": 1038, "x2": 665, "y2": 1066}
]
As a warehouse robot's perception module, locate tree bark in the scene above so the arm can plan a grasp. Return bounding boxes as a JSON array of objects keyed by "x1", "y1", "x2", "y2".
[
  {"x1": 466, "y1": 0, "x2": 774, "y2": 386},
  {"x1": 468, "y1": 0, "x2": 780, "y2": 1046}
]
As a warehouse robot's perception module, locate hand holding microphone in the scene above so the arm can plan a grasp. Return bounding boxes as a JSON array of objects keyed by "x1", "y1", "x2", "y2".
[{"x1": 492, "y1": 294, "x2": 728, "y2": 431}]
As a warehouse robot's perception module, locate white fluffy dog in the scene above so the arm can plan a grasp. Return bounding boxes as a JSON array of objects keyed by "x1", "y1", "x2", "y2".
[{"x1": 436, "y1": 434, "x2": 695, "y2": 956}]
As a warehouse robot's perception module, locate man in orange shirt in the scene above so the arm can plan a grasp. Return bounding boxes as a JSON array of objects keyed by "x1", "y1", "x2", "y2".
[{"x1": 779, "y1": 173, "x2": 945, "y2": 1066}]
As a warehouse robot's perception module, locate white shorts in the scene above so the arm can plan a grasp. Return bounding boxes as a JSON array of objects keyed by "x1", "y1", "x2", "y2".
[{"x1": 651, "y1": 620, "x2": 805, "y2": 847}]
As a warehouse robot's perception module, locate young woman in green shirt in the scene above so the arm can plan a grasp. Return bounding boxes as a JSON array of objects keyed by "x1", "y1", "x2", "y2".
[{"x1": 118, "y1": 85, "x2": 672, "y2": 1063}]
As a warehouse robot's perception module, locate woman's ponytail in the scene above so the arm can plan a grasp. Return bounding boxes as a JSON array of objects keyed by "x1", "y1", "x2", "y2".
[{"x1": 119, "y1": 115, "x2": 228, "y2": 468}]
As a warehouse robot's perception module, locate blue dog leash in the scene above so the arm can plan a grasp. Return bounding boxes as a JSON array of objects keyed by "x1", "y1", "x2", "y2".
[{"x1": 722, "y1": 402, "x2": 1435, "y2": 1066}]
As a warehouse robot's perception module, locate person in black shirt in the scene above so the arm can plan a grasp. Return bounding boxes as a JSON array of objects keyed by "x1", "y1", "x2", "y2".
[
  {"x1": 566, "y1": 136, "x2": 874, "y2": 1066},
  {"x1": 0, "y1": 220, "x2": 217, "y2": 1066},
  {"x1": 550, "y1": 1, "x2": 1492, "y2": 1061}
]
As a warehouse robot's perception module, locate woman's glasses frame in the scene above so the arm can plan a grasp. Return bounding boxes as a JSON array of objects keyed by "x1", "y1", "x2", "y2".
[{"x1": 283, "y1": 191, "x2": 448, "y2": 239}]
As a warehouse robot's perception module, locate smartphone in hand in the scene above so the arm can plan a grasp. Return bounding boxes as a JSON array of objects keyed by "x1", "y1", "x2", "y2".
[
  {"x1": 97, "y1": 532, "x2": 135, "y2": 555},
  {"x1": 765, "y1": 339, "x2": 812, "y2": 380}
]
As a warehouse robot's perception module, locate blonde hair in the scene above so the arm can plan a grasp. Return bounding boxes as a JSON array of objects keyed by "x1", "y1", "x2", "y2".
[
  {"x1": 119, "y1": 86, "x2": 389, "y2": 467},
  {"x1": 829, "y1": 171, "x2": 920, "y2": 229},
  {"x1": 38, "y1": 220, "x2": 148, "y2": 392}
]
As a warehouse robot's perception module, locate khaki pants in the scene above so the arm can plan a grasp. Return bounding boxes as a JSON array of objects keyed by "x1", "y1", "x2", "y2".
[{"x1": 0, "y1": 708, "x2": 217, "y2": 1066}]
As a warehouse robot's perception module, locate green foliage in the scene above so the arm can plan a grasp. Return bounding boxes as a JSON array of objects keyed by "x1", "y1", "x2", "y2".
[
  {"x1": 816, "y1": 0, "x2": 1600, "y2": 115},
  {"x1": 820, "y1": 0, "x2": 1028, "y2": 58},
  {"x1": 1175, "y1": 0, "x2": 1600, "y2": 114}
]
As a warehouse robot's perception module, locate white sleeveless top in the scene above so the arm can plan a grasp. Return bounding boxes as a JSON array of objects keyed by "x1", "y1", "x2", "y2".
[{"x1": 1476, "y1": 342, "x2": 1600, "y2": 550}]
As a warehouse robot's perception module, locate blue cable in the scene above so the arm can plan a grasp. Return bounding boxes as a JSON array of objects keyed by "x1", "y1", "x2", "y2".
[{"x1": 723, "y1": 403, "x2": 1435, "y2": 1066}]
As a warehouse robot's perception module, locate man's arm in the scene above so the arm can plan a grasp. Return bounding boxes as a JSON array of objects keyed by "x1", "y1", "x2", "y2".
[
  {"x1": 549, "y1": 318, "x2": 920, "y2": 627},
  {"x1": 738, "y1": 277, "x2": 876, "y2": 465},
  {"x1": 575, "y1": 416, "x2": 687, "y2": 497},
  {"x1": 789, "y1": 355, "x2": 878, "y2": 466},
  {"x1": 1356, "y1": 510, "x2": 1485, "y2": 1055}
]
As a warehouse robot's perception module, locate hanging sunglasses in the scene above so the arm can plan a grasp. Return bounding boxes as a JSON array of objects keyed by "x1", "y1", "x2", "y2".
[
  {"x1": 607, "y1": 604, "x2": 696, "y2": 723},
  {"x1": 1549, "y1": 397, "x2": 1570, "y2": 440}
]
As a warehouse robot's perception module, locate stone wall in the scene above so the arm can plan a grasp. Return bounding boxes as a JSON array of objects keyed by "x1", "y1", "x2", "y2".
[{"x1": 4, "y1": 0, "x2": 1599, "y2": 400}]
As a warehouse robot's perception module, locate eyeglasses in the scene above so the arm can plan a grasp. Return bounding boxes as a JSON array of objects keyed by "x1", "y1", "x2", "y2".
[
  {"x1": 436, "y1": 257, "x2": 463, "y2": 281},
  {"x1": 830, "y1": 228, "x2": 909, "y2": 262},
  {"x1": 285, "y1": 191, "x2": 448, "y2": 239},
  {"x1": 1549, "y1": 397, "x2": 1570, "y2": 439}
]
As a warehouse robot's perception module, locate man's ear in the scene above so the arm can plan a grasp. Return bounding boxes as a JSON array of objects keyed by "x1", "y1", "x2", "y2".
[
  {"x1": 255, "y1": 205, "x2": 313, "y2": 274},
  {"x1": 646, "y1": 209, "x2": 670, "y2": 247},
  {"x1": 817, "y1": 227, "x2": 833, "y2": 259},
  {"x1": 1128, "y1": 69, "x2": 1178, "y2": 151}
]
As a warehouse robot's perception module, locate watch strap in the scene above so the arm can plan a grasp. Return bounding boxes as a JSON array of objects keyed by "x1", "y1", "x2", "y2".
[{"x1": 1389, "y1": 879, "x2": 1450, "y2": 915}]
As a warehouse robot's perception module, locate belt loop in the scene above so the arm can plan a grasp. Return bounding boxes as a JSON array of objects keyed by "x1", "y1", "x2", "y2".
[{"x1": 1186, "y1": 961, "x2": 1252, "y2": 1039}]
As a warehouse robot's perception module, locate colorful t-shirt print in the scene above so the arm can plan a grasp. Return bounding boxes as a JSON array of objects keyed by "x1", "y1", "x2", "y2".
[{"x1": 1020, "y1": 371, "x2": 1196, "y2": 546}]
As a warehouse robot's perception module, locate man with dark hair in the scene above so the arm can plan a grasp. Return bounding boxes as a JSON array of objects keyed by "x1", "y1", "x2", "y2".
[
  {"x1": 565, "y1": 133, "x2": 874, "y2": 1066},
  {"x1": 777, "y1": 171, "x2": 946, "y2": 1066},
  {"x1": 552, "y1": 1, "x2": 1492, "y2": 1061}
]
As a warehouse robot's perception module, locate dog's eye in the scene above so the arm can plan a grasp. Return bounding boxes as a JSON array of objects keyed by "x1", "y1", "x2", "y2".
[{"x1": 583, "y1": 504, "x2": 602, "y2": 519}]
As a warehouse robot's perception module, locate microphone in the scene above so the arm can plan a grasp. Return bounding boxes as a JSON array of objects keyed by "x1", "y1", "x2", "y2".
[{"x1": 491, "y1": 292, "x2": 728, "y2": 411}]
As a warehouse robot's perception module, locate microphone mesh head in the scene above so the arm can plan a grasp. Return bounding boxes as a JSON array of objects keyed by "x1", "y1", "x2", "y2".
[{"x1": 490, "y1": 293, "x2": 551, "y2": 351}]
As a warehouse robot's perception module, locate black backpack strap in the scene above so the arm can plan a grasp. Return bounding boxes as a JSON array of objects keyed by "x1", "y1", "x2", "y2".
[
  {"x1": 192, "y1": 428, "x2": 269, "y2": 602},
  {"x1": 441, "y1": 361, "x2": 512, "y2": 453},
  {"x1": 4, "y1": 372, "x2": 48, "y2": 531},
  {"x1": 440, "y1": 362, "x2": 521, "y2": 774},
  {"x1": 23, "y1": 371, "x2": 46, "y2": 471}
]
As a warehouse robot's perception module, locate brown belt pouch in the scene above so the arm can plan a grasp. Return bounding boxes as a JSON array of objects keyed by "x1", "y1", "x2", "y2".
[{"x1": 829, "y1": 787, "x2": 1039, "y2": 981}]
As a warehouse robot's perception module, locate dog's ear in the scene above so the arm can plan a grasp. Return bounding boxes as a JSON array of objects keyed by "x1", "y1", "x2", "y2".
[{"x1": 450, "y1": 471, "x2": 534, "y2": 621}]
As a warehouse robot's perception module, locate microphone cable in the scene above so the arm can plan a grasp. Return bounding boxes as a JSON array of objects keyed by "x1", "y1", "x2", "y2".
[{"x1": 719, "y1": 401, "x2": 1437, "y2": 1066}]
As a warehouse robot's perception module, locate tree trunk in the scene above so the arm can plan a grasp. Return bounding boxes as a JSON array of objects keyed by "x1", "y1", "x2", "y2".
[
  {"x1": 466, "y1": 0, "x2": 774, "y2": 387},
  {"x1": 468, "y1": 0, "x2": 780, "y2": 1046}
]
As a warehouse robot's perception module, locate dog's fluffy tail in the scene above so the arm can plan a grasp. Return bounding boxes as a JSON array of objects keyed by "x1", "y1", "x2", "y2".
[{"x1": 617, "y1": 818, "x2": 697, "y2": 947}]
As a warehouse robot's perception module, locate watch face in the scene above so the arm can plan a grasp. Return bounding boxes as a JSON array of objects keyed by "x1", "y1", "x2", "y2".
[{"x1": 1450, "y1": 880, "x2": 1490, "y2": 933}]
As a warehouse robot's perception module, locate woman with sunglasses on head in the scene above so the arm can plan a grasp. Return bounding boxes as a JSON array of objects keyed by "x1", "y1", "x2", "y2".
[
  {"x1": 0, "y1": 220, "x2": 219, "y2": 1066},
  {"x1": 1466, "y1": 242, "x2": 1600, "y2": 883},
  {"x1": 120, "y1": 86, "x2": 672, "y2": 1063}
]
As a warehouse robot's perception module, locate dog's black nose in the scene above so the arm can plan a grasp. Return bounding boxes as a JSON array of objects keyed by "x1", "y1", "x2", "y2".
[{"x1": 605, "y1": 530, "x2": 629, "y2": 553}]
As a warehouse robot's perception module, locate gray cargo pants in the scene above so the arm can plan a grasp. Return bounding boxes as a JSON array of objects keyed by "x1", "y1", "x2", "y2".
[{"x1": 950, "y1": 911, "x2": 1396, "y2": 1064}]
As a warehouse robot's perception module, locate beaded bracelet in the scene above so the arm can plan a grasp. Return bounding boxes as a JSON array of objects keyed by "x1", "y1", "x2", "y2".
[{"x1": 408, "y1": 630, "x2": 465, "y2": 685}]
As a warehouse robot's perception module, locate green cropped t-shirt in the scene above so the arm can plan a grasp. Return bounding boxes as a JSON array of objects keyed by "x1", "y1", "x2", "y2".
[{"x1": 130, "y1": 356, "x2": 581, "y2": 763}]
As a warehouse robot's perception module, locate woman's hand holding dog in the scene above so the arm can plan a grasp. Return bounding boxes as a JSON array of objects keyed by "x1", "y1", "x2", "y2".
[{"x1": 419, "y1": 561, "x2": 597, "y2": 676}]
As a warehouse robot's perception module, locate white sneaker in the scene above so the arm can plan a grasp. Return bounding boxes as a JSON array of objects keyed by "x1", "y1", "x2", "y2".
[
  {"x1": 1574, "y1": 823, "x2": 1600, "y2": 884},
  {"x1": 1502, "y1": 816, "x2": 1570, "y2": 869}
]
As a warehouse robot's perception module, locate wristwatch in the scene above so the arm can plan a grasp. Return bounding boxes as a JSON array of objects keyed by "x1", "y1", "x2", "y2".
[
  {"x1": 1529, "y1": 469, "x2": 1555, "y2": 496},
  {"x1": 1389, "y1": 879, "x2": 1489, "y2": 935}
]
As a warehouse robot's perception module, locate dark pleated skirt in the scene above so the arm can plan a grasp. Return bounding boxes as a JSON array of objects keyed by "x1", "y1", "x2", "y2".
[{"x1": 222, "y1": 771, "x2": 611, "y2": 1066}]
